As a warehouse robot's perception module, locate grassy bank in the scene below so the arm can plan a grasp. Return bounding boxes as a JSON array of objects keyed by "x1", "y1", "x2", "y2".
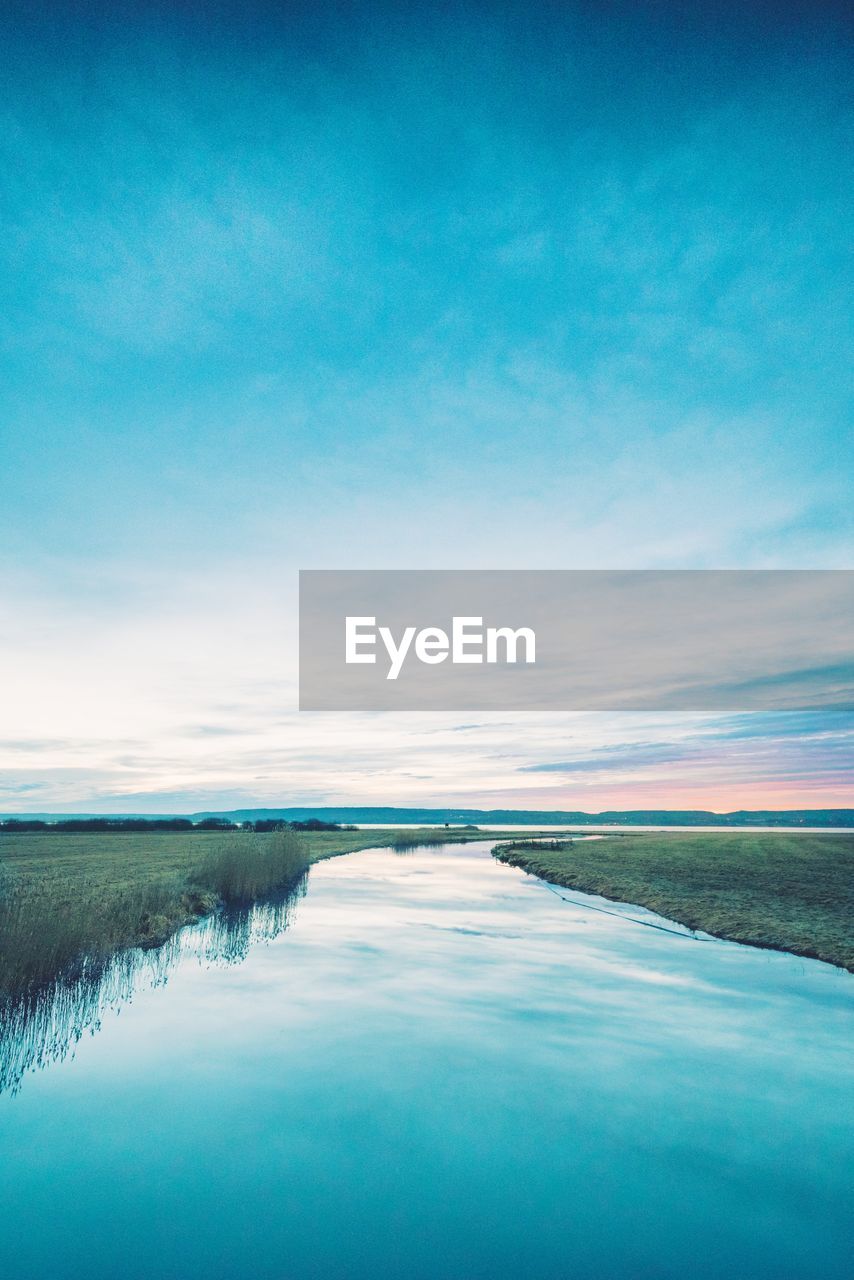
[
  {"x1": 493, "y1": 833, "x2": 854, "y2": 971},
  {"x1": 0, "y1": 829, "x2": 311, "y2": 1000}
]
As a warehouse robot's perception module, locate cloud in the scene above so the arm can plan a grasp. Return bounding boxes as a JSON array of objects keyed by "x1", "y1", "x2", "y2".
[
  {"x1": 180, "y1": 725, "x2": 251, "y2": 738},
  {"x1": 0, "y1": 781, "x2": 45, "y2": 795},
  {"x1": 520, "y1": 743, "x2": 695, "y2": 773}
]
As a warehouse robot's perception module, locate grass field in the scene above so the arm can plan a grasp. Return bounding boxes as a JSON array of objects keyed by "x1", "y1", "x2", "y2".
[{"x1": 493, "y1": 832, "x2": 854, "y2": 971}]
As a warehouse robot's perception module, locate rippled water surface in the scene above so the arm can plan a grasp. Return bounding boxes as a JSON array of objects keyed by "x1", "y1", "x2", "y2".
[{"x1": 1, "y1": 841, "x2": 852, "y2": 1280}]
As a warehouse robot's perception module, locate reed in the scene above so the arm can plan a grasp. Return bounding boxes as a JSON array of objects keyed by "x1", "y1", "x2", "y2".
[
  {"x1": 0, "y1": 831, "x2": 310, "y2": 1004},
  {"x1": 190, "y1": 829, "x2": 309, "y2": 905},
  {"x1": 390, "y1": 832, "x2": 457, "y2": 851}
]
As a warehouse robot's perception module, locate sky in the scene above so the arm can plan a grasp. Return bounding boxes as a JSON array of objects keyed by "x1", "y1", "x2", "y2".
[{"x1": 0, "y1": 1, "x2": 852, "y2": 813}]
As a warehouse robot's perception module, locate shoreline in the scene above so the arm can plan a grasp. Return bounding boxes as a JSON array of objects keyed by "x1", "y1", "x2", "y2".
[
  {"x1": 493, "y1": 833, "x2": 854, "y2": 972},
  {"x1": 3, "y1": 826, "x2": 852, "y2": 1013}
]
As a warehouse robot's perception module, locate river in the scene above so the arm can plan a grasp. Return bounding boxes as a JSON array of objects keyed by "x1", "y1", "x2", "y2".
[{"x1": 0, "y1": 840, "x2": 851, "y2": 1279}]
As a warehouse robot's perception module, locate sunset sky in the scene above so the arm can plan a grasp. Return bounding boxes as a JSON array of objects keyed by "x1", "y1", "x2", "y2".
[{"x1": 1, "y1": 1, "x2": 851, "y2": 812}]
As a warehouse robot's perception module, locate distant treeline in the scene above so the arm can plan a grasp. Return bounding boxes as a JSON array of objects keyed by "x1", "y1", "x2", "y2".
[{"x1": 0, "y1": 817, "x2": 352, "y2": 834}]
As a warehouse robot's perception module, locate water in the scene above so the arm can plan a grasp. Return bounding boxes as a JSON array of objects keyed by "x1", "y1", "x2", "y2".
[
  {"x1": 1, "y1": 841, "x2": 851, "y2": 1280},
  {"x1": 357, "y1": 822, "x2": 854, "y2": 832}
]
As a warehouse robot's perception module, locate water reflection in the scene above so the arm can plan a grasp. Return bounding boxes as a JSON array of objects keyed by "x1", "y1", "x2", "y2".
[
  {"x1": 0, "y1": 874, "x2": 307, "y2": 1096},
  {"x1": 1, "y1": 844, "x2": 852, "y2": 1280}
]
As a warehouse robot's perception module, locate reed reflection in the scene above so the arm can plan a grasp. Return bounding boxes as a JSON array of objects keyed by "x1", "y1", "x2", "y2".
[{"x1": 0, "y1": 875, "x2": 307, "y2": 1096}]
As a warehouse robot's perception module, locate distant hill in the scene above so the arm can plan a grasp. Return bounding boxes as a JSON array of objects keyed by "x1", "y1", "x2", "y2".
[
  {"x1": 187, "y1": 807, "x2": 854, "y2": 827},
  {"x1": 6, "y1": 807, "x2": 850, "y2": 827}
]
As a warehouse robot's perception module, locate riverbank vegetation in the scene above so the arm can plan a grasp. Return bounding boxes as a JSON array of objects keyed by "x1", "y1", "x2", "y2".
[
  {"x1": 493, "y1": 832, "x2": 854, "y2": 971},
  {"x1": 499, "y1": 839, "x2": 575, "y2": 853},
  {"x1": 0, "y1": 830, "x2": 310, "y2": 1001},
  {"x1": 0, "y1": 826, "x2": 499, "y2": 1004}
]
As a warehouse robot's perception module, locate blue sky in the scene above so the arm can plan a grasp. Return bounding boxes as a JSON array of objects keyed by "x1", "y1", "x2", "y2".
[{"x1": 0, "y1": 1, "x2": 851, "y2": 811}]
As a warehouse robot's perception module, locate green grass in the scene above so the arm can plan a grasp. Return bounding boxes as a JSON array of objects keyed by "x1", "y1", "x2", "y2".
[{"x1": 493, "y1": 832, "x2": 854, "y2": 971}]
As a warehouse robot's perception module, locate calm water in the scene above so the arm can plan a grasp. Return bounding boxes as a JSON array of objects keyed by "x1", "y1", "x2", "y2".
[
  {"x1": 1, "y1": 841, "x2": 852, "y2": 1280},
  {"x1": 356, "y1": 823, "x2": 854, "y2": 831}
]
